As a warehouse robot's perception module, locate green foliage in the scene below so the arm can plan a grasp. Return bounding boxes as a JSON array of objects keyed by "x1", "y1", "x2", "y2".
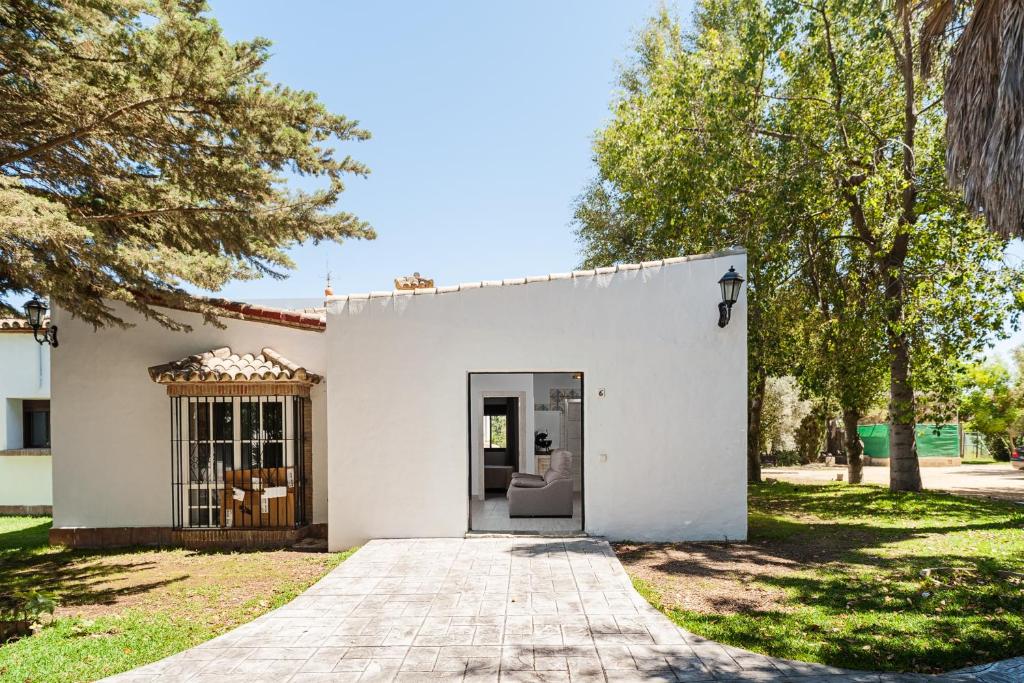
[
  {"x1": 0, "y1": 0, "x2": 372, "y2": 328},
  {"x1": 487, "y1": 415, "x2": 507, "y2": 449},
  {"x1": 795, "y1": 407, "x2": 824, "y2": 464},
  {"x1": 576, "y1": 0, "x2": 1024, "y2": 487},
  {"x1": 960, "y1": 351, "x2": 1024, "y2": 461},
  {"x1": 0, "y1": 590, "x2": 56, "y2": 626}
]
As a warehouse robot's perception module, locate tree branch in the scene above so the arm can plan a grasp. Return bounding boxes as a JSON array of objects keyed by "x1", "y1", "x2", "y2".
[{"x1": 0, "y1": 95, "x2": 178, "y2": 168}]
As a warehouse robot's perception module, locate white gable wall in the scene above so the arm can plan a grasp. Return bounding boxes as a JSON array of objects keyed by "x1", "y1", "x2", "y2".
[
  {"x1": 50, "y1": 303, "x2": 329, "y2": 529},
  {"x1": 325, "y1": 251, "x2": 747, "y2": 549}
]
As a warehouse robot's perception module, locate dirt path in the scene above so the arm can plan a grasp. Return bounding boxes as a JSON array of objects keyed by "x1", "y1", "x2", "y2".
[{"x1": 765, "y1": 463, "x2": 1024, "y2": 502}]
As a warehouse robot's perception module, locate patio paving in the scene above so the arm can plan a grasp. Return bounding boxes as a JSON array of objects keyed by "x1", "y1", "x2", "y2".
[{"x1": 104, "y1": 537, "x2": 1024, "y2": 682}]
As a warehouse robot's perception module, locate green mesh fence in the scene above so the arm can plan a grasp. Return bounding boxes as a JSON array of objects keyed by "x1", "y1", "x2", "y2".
[{"x1": 855, "y1": 423, "x2": 978, "y2": 459}]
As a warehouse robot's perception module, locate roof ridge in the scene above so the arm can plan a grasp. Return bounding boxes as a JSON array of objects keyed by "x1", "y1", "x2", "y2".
[{"x1": 324, "y1": 247, "x2": 745, "y2": 304}]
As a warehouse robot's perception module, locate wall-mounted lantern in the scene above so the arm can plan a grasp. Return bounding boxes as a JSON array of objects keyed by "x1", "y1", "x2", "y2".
[
  {"x1": 717, "y1": 266, "x2": 744, "y2": 328},
  {"x1": 23, "y1": 296, "x2": 58, "y2": 347}
]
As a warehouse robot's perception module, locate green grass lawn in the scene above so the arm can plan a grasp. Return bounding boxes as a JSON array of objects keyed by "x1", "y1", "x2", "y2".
[
  {"x1": 618, "y1": 482, "x2": 1024, "y2": 674},
  {"x1": 0, "y1": 517, "x2": 354, "y2": 682}
]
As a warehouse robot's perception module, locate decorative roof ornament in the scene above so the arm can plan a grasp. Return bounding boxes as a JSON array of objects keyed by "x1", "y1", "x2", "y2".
[{"x1": 394, "y1": 272, "x2": 434, "y2": 290}]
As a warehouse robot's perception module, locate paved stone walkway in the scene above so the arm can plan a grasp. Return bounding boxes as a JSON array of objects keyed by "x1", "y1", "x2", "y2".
[{"x1": 106, "y1": 538, "x2": 1023, "y2": 682}]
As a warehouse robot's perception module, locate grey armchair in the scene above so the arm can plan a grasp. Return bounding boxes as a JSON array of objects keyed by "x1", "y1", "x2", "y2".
[{"x1": 507, "y1": 450, "x2": 573, "y2": 517}]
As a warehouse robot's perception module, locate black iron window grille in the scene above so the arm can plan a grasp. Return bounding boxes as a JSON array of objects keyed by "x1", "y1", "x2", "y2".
[{"x1": 170, "y1": 394, "x2": 306, "y2": 529}]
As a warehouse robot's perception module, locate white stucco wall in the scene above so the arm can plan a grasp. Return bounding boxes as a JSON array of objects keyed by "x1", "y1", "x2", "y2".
[
  {"x1": 326, "y1": 250, "x2": 748, "y2": 549},
  {"x1": 50, "y1": 303, "x2": 329, "y2": 529},
  {"x1": 0, "y1": 456, "x2": 52, "y2": 506},
  {"x1": 0, "y1": 333, "x2": 49, "y2": 449},
  {"x1": 0, "y1": 331, "x2": 51, "y2": 508}
]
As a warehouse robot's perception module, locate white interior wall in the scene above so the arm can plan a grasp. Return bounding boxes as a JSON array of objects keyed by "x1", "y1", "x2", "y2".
[
  {"x1": 326, "y1": 250, "x2": 748, "y2": 549},
  {"x1": 469, "y1": 374, "x2": 534, "y2": 498},
  {"x1": 532, "y1": 372, "x2": 578, "y2": 410},
  {"x1": 50, "y1": 303, "x2": 329, "y2": 529},
  {"x1": 534, "y1": 410, "x2": 561, "y2": 449}
]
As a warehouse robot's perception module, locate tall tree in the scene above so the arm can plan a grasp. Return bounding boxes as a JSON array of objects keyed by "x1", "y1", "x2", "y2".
[
  {"x1": 0, "y1": 0, "x2": 372, "y2": 328},
  {"x1": 577, "y1": 0, "x2": 1022, "y2": 490},
  {"x1": 778, "y1": 0, "x2": 1019, "y2": 489},
  {"x1": 573, "y1": 2, "x2": 803, "y2": 482},
  {"x1": 795, "y1": 224, "x2": 887, "y2": 484}
]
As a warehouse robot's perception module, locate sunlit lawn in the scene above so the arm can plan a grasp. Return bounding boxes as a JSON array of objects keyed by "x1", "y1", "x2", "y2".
[
  {"x1": 617, "y1": 482, "x2": 1024, "y2": 674},
  {"x1": 0, "y1": 516, "x2": 354, "y2": 682}
]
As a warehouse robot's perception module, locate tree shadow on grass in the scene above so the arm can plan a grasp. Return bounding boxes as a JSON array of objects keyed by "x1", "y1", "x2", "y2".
[
  {"x1": 617, "y1": 483, "x2": 1024, "y2": 673},
  {"x1": 0, "y1": 518, "x2": 188, "y2": 609},
  {"x1": 0, "y1": 517, "x2": 52, "y2": 554}
]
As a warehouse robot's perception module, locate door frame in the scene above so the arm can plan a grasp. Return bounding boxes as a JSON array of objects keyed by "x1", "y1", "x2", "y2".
[
  {"x1": 466, "y1": 371, "x2": 585, "y2": 533},
  {"x1": 476, "y1": 390, "x2": 528, "y2": 501}
]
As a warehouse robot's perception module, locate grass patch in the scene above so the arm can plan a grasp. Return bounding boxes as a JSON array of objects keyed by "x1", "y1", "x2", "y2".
[
  {"x1": 961, "y1": 458, "x2": 998, "y2": 465},
  {"x1": 0, "y1": 516, "x2": 356, "y2": 682},
  {"x1": 617, "y1": 482, "x2": 1024, "y2": 674}
]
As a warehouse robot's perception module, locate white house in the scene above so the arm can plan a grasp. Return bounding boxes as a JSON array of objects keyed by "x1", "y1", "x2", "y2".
[
  {"x1": 0, "y1": 318, "x2": 52, "y2": 515},
  {"x1": 48, "y1": 249, "x2": 747, "y2": 550}
]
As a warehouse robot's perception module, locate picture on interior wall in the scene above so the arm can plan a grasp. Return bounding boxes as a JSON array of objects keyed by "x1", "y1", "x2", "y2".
[{"x1": 550, "y1": 388, "x2": 581, "y2": 410}]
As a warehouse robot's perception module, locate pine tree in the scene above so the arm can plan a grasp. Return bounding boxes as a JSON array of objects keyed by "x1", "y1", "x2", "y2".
[{"x1": 0, "y1": 0, "x2": 372, "y2": 328}]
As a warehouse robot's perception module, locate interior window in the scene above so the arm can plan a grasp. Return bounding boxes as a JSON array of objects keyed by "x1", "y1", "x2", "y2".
[{"x1": 483, "y1": 414, "x2": 507, "y2": 449}]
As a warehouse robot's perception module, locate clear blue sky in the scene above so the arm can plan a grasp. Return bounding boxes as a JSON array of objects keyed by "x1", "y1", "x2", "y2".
[{"x1": 206, "y1": 0, "x2": 677, "y2": 300}]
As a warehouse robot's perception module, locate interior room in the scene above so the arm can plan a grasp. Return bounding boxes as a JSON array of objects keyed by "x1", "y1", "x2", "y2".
[{"x1": 468, "y1": 372, "x2": 582, "y2": 533}]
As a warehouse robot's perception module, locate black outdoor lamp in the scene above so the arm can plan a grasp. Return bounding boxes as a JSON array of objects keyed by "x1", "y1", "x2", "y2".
[
  {"x1": 23, "y1": 296, "x2": 58, "y2": 347},
  {"x1": 717, "y1": 266, "x2": 745, "y2": 328}
]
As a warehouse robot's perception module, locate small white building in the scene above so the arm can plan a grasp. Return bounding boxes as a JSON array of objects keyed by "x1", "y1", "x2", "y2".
[
  {"x1": 0, "y1": 318, "x2": 52, "y2": 515},
  {"x1": 49, "y1": 249, "x2": 747, "y2": 550}
]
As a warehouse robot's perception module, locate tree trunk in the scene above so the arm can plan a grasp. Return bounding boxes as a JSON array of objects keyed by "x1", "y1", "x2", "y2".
[
  {"x1": 843, "y1": 408, "x2": 864, "y2": 484},
  {"x1": 888, "y1": 329, "x2": 922, "y2": 491},
  {"x1": 825, "y1": 418, "x2": 845, "y2": 460},
  {"x1": 748, "y1": 372, "x2": 766, "y2": 483},
  {"x1": 888, "y1": 0, "x2": 922, "y2": 493}
]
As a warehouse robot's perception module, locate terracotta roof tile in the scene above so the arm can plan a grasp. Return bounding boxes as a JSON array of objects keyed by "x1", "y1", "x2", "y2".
[
  {"x1": 0, "y1": 317, "x2": 48, "y2": 332},
  {"x1": 141, "y1": 293, "x2": 326, "y2": 331},
  {"x1": 202, "y1": 299, "x2": 325, "y2": 330},
  {"x1": 148, "y1": 347, "x2": 321, "y2": 385}
]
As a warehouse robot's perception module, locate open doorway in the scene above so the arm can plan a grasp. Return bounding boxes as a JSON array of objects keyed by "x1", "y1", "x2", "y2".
[{"x1": 468, "y1": 372, "x2": 583, "y2": 533}]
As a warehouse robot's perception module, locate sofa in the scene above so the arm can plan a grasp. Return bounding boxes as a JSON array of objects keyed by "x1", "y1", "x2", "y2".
[{"x1": 507, "y1": 449, "x2": 573, "y2": 517}]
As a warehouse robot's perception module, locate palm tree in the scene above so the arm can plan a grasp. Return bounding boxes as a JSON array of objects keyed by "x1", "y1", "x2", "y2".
[{"x1": 922, "y1": 0, "x2": 1024, "y2": 237}]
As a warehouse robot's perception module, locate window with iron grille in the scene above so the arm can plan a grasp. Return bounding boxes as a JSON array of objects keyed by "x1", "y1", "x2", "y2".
[{"x1": 170, "y1": 395, "x2": 306, "y2": 529}]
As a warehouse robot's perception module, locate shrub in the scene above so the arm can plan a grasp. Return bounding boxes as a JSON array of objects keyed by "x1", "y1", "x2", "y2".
[{"x1": 0, "y1": 590, "x2": 56, "y2": 641}]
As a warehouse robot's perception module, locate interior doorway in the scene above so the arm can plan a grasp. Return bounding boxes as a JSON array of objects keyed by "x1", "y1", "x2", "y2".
[{"x1": 467, "y1": 372, "x2": 583, "y2": 534}]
